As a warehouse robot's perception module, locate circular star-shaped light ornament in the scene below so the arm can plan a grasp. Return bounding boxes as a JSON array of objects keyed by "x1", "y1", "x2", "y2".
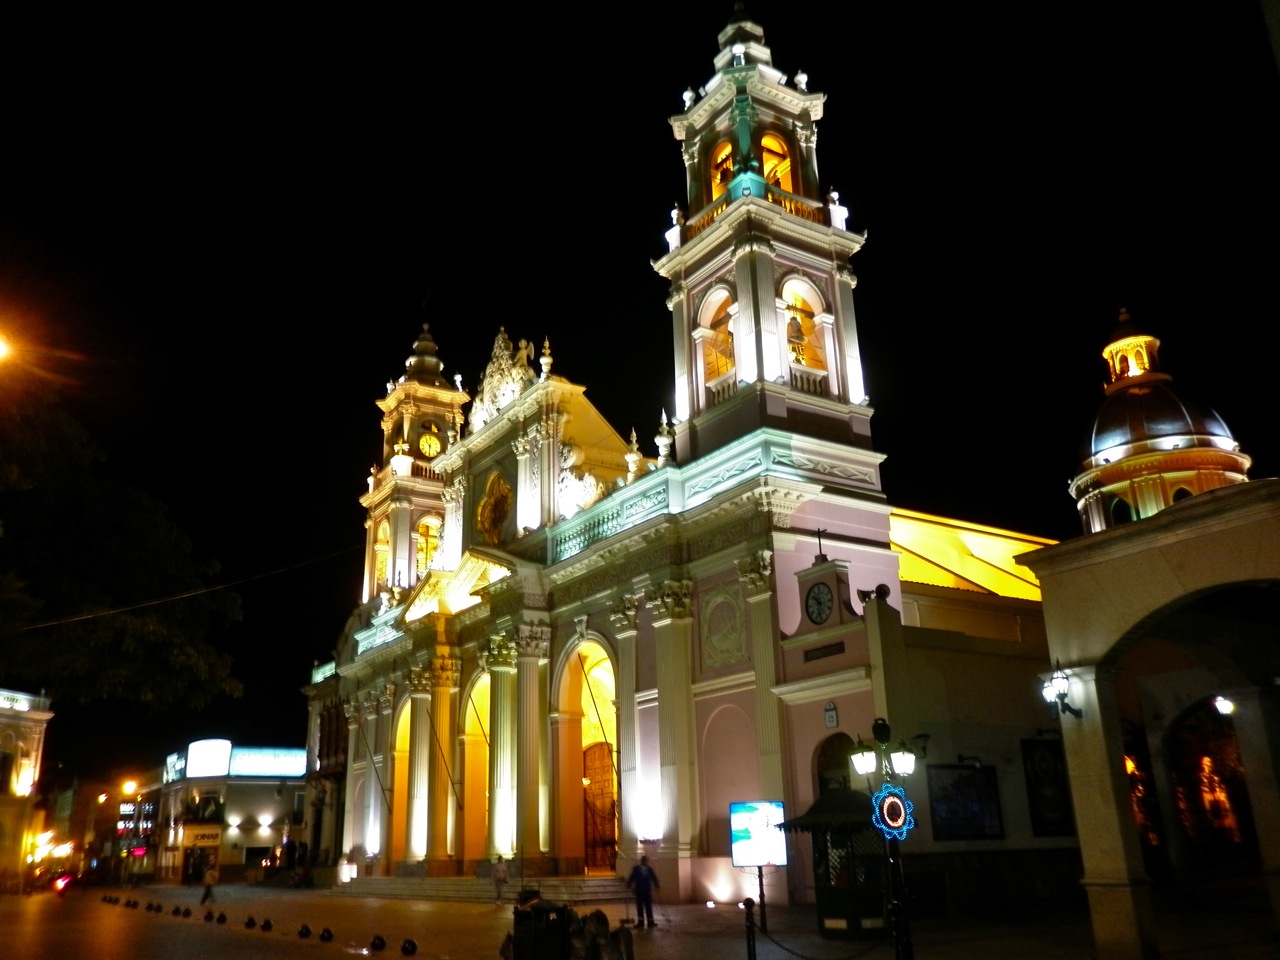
[{"x1": 871, "y1": 782, "x2": 915, "y2": 841}]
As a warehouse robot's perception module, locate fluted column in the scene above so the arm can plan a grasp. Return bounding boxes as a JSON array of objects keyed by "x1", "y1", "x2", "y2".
[
  {"x1": 405, "y1": 668, "x2": 432, "y2": 860},
  {"x1": 362, "y1": 696, "x2": 383, "y2": 862},
  {"x1": 342, "y1": 703, "x2": 362, "y2": 861},
  {"x1": 609, "y1": 593, "x2": 642, "y2": 859},
  {"x1": 515, "y1": 624, "x2": 551, "y2": 860},
  {"x1": 483, "y1": 636, "x2": 518, "y2": 856},
  {"x1": 428, "y1": 655, "x2": 461, "y2": 859},
  {"x1": 646, "y1": 580, "x2": 699, "y2": 858},
  {"x1": 737, "y1": 550, "x2": 785, "y2": 801}
]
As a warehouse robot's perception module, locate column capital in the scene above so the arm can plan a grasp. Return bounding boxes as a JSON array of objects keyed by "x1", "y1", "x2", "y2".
[
  {"x1": 406, "y1": 667, "x2": 433, "y2": 697},
  {"x1": 379, "y1": 683, "x2": 396, "y2": 715},
  {"x1": 482, "y1": 634, "x2": 518, "y2": 672},
  {"x1": 748, "y1": 486, "x2": 806, "y2": 528},
  {"x1": 732, "y1": 233, "x2": 776, "y2": 259},
  {"x1": 609, "y1": 593, "x2": 642, "y2": 631},
  {"x1": 344, "y1": 702, "x2": 362, "y2": 728},
  {"x1": 515, "y1": 622, "x2": 551, "y2": 659},
  {"x1": 646, "y1": 580, "x2": 694, "y2": 620},
  {"x1": 429, "y1": 655, "x2": 462, "y2": 689},
  {"x1": 736, "y1": 550, "x2": 774, "y2": 597}
]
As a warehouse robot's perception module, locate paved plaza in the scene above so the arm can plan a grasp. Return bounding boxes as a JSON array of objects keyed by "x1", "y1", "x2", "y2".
[{"x1": 2, "y1": 877, "x2": 1276, "y2": 959}]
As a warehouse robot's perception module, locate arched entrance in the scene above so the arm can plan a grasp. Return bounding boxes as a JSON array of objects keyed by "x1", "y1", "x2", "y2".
[
  {"x1": 554, "y1": 639, "x2": 617, "y2": 875},
  {"x1": 1105, "y1": 584, "x2": 1275, "y2": 884}
]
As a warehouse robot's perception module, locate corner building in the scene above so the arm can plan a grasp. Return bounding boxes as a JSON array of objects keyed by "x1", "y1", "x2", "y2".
[{"x1": 307, "y1": 12, "x2": 1071, "y2": 909}]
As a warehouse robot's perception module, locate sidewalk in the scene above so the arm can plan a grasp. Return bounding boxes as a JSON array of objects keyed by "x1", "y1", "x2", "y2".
[{"x1": 100, "y1": 880, "x2": 1277, "y2": 959}]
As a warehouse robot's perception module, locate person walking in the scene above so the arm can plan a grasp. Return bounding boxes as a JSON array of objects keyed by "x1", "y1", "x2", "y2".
[
  {"x1": 491, "y1": 855, "x2": 509, "y2": 905},
  {"x1": 200, "y1": 864, "x2": 219, "y2": 905},
  {"x1": 627, "y1": 855, "x2": 659, "y2": 927}
]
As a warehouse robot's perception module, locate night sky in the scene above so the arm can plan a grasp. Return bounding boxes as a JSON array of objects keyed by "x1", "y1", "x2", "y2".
[{"x1": 3, "y1": 4, "x2": 1278, "y2": 781}]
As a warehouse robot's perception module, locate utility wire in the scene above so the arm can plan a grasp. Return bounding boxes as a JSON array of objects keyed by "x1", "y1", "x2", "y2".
[{"x1": 20, "y1": 545, "x2": 360, "y2": 630}]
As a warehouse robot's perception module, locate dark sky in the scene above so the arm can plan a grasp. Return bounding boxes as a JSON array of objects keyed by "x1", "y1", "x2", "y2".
[{"x1": 3, "y1": 4, "x2": 1278, "y2": 781}]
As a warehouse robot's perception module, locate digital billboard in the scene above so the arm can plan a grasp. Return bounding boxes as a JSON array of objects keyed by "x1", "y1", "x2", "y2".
[{"x1": 729, "y1": 799, "x2": 787, "y2": 867}]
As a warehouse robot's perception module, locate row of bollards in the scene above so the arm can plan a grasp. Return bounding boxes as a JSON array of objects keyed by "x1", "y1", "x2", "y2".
[{"x1": 99, "y1": 894, "x2": 420, "y2": 954}]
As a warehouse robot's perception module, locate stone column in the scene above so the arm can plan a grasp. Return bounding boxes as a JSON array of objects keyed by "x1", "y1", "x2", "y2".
[
  {"x1": 646, "y1": 581, "x2": 699, "y2": 861},
  {"x1": 1063, "y1": 665, "x2": 1160, "y2": 960},
  {"x1": 342, "y1": 703, "x2": 362, "y2": 862},
  {"x1": 439, "y1": 479, "x2": 466, "y2": 570},
  {"x1": 515, "y1": 624, "x2": 551, "y2": 863},
  {"x1": 737, "y1": 551, "x2": 785, "y2": 801},
  {"x1": 375, "y1": 685, "x2": 395, "y2": 871},
  {"x1": 428, "y1": 655, "x2": 461, "y2": 861},
  {"x1": 609, "y1": 594, "x2": 642, "y2": 860},
  {"x1": 483, "y1": 637, "x2": 518, "y2": 856},
  {"x1": 362, "y1": 696, "x2": 383, "y2": 866},
  {"x1": 405, "y1": 668, "x2": 432, "y2": 860}
]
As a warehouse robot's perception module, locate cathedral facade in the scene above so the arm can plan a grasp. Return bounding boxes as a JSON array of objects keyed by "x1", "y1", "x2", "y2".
[{"x1": 302, "y1": 12, "x2": 1076, "y2": 911}]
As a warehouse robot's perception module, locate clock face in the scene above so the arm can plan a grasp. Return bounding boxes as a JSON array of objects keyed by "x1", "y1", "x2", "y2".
[
  {"x1": 806, "y1": 582, "x2": 834, "y2": 624},
  {"x1": 419, "y1": 432, "x2": 442, "y2": 457}
]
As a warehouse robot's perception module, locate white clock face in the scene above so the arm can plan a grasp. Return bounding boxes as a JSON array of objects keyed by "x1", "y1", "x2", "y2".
[{"x1": 806, "y1": 583, "x2": 834, "y2": 624}]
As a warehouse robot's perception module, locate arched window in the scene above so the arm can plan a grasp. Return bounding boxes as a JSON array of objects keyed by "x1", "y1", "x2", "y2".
[
  {"x1": 700, "y1": 290, "x2": 735, "y2": 382},
  {"x1": 780, "y1": 279, "x2": 826, "y2": 370},
  {"x1": 374, "y1": 521, "x2": 390, "y2": 588},
  {"x1": 1110, "y1": 497, "x2": 1133, "y2": 525},
  {"x1": 416, "y1": 516, "x2": 441, "y2": 577},
  {"x1": 710, "y1": 141, "x2": 734, "y2": 200},
  {"x1": 761, "y1": 133, "x2": 792, "y2": 193},
  {"x1": 1172, "y1": 487, "x2": 1194, "y2": 504}
]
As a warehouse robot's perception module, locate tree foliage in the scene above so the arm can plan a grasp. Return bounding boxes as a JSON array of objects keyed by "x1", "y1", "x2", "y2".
[{"x1": 0, "y1": 388, "x2": 243, "y2": 709}]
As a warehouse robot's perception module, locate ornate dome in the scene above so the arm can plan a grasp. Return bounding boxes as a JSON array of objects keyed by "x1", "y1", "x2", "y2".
[
  {"x1": 1070, "y1": 310, "x2": 1250, "y2": 534},
  {"x1": 1084, "y1": 381, "x2": 1235, "y2": 463}
]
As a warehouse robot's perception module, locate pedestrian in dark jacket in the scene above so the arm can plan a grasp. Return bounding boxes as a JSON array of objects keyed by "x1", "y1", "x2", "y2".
[{"x1": 627, "y1": 855, "x2": 659, "y2": 927}]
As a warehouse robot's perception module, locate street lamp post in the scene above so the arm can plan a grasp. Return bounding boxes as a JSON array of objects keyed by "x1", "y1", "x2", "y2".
[{"x1": 851, "y1": 718, "x2": 916, "y2": 960}]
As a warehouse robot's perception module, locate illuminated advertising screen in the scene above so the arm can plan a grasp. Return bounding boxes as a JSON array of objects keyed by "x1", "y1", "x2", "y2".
[{"x1": 729, "y1": 800, "x2": 788, "y2": 867}]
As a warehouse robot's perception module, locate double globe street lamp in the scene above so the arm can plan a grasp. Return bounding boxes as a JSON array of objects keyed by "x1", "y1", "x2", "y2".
[{"x1": 850, "y1": 717, "x2": 916, "y2": 960}]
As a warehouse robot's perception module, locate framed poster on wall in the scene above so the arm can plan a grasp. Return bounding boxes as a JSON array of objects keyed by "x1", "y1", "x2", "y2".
[
  {"x1": 926, "y1": 764, "x2": 1004, "y2": 841},
  {"x1": 1021, "y1": 738, "x2": 1076, "y2": 837}
]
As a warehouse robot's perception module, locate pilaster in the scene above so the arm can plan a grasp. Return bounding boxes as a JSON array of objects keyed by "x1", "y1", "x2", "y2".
[
  {"x1": 737, "y1": 550, "x2": 784, "y2": 801},
  {"x1": 609, "y1": 593, "x2": 642, "y2": 857},
  {"x1": 428, "y1": 655, "x2": 461, "y2": 860},
  {"x1": 482, "y1": 637, "x2": 518, "y2": 856},
  {"x1": 515, "y1": 624, "x2": 551, "y2": 859},
  {"x1": 645, "y1": 580, "x2": 700, "y2": 871},
  {"x1": 405, "y1": 668, "x2": 432, "y2": 860}
]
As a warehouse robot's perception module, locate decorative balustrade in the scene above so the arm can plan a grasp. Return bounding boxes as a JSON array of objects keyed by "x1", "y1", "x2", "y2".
[
  {"x1": 789, "y1": 365, "x2": 828, "y2": 396},
  {"x1": 550, "y1": 480, "x2": 670, "y2": 564},
  {"x1": 707, "y1": 374, "x2": 739, "y2": 406},
  {"x1": 765, "y1": 185, "x2": 827, "y2": 224},
  {"x1": 680, "y1": 187, "x2": 828, "y2": 244}
]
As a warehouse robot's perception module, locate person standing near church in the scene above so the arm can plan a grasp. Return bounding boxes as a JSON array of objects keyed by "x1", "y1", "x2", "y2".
[
  {"x1": 491, "y1": 855, "x2": 509, "y2": 905},
  {"x1": 627, "y1": 855, "x2": 659, "y2": 927}
]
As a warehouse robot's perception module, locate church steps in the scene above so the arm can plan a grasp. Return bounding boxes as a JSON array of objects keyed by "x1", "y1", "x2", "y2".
[{"x1": 330, "y1": 875, "x2": 632, "y2": 904}]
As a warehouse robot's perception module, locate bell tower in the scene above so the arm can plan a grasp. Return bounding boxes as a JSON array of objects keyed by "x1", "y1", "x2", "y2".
[
  {"x1": 359, "y1": 323, "x2": 468, "y2": 601},
  {"x1": 653, "y1": 9, "x2": 872, "y2": 466}
]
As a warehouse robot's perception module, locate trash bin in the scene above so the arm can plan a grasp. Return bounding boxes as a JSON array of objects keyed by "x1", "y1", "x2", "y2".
[{"x1": 512, "y1": 895, "x2": 570, "y2": 960}]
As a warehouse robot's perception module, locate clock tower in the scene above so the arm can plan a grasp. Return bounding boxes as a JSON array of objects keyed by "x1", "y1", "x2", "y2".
[
  {"x1": 793, "y1": 550, "x2": 855, "y2": 637},
  {"x1": 359, "y1": 324, "x2": 468, "y2": 601}
]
